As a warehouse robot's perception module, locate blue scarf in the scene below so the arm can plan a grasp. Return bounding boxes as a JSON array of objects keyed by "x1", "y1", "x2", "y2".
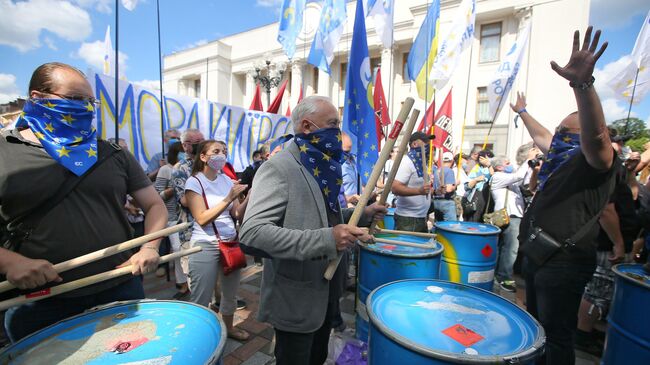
[
  {"x1": 16, "y1": 98, "x2": 98, "y2": 176},
  {"x1": 407, "y1": 146, "x2": 430, "y2": 178},
  {"x1": 294, "y1": 128, "x2": 344, "y2": 212},
  {"x1": 537, "y1": 132, "x2": 581, "y2": 190}
]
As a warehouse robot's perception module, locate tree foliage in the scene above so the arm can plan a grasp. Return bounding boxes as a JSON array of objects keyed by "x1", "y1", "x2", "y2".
[{"x1": 609, "y1": 117, "x2": 649, "y2": 152}]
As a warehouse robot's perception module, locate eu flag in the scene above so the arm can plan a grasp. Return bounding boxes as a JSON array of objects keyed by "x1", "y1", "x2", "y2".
[
  {"x1": 307, "y1": 0, "x2": 347, "y2": 74},
  {"x1": 342, "y1": 0, "x2": 377, "y2": 185},
  {"x1": 277, "y1": 0, "x2": 305, "y2": 59}
]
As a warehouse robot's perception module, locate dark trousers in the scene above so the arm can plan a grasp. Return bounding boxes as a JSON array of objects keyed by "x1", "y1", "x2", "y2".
[
  {"x1": 274, "y1": 319, "x2": 332, "y2": 365},
  {"x1": 524, "y1": 259, "x2": 594, "y2": 365},
  {"x1": 4, "y1": 277, "x2": 145, "y2": 343}
]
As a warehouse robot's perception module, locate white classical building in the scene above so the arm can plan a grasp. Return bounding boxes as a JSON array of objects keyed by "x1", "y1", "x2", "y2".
[{"x1": 163, "y1": 0, "x2": 591, "y2": 159}]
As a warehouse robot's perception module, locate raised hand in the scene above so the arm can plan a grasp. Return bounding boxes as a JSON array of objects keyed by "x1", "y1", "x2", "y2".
[
  {"x1": 510, "y1": 92, "x2": 527, "y2": 113},
  {"x1": 550, "y1": 26, "x2": 607, "y2": 85}
]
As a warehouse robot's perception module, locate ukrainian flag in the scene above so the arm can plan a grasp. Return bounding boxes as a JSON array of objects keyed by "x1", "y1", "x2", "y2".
[{"x1": 407, "y1": 0, "x2": 441, "y2": 102}]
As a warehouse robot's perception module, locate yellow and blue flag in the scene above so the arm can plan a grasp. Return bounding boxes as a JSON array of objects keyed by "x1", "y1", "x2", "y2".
[
  {"x1": 342, "y1": 0, "x2": 377, "y2": 185},
  {"x1": 278, "y1": 0, "x2": 305, "y2": 59},
  {"x1": 307, "y1": 0, "x2": 346, "y2": 74},
  {"x1": 407, "y1": 0, "x2": 441, "y2": 101}
]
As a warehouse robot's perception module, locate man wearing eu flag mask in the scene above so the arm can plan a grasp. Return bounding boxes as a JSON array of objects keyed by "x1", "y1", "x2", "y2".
[
  {"x1": 0, "y1": 62, "x2": 168, "y2": 342},
  {"x1": 513, "y1": 27, "x2": 617, "y2": 364},
  {"x1": 240, "y1": 96, "x2": 386, "y2": 365}
]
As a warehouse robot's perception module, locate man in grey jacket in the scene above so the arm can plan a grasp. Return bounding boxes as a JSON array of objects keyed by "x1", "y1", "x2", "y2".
[{"x1": 240, "y1": 95, "x2": 386, "y2": 365}]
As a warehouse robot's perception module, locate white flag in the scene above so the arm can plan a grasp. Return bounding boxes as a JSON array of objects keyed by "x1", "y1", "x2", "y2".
[
  {"x1": 487, "y1": 21, "x2": 531, "y2": 120},
  {"x1": 121, "y1": 0, "x2": 139, "y2": 11},
  {"x1": 609, "y1": 10, "x2": 650, "y2": 104},
  {"x1": 429, "y1": 0, "x2": 475, "y2": 90},
  {"x1": 103, "y1": 25, "x2": 115, "y2": 77},
  {"x1": 366, "y1": 0, "x2": 394, "y2": 49}
]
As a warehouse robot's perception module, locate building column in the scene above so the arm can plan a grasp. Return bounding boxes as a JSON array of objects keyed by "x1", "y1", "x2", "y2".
[
  {"x1": 245, "y1": 73, "x2": 256, "y2": 108},
  {"x1": 290, "y1": 60, "x2": 304, "y2": 107},
  {"x1": 317, "y1": 67, "x2": 330, "y2": 97},
  {"x1": 380, "y1": 46, "x2": 396, "y2": 122},
  {"x1": 177, "y1": 79, "x2": 188, "y2": 96}
]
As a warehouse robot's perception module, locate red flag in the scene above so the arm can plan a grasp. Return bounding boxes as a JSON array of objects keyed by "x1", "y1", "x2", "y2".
[
  {"x1": 285, "y1": 104, "x2": 291, "y2": 116},
  {"x1": 417, "y1": 98, "x2": 435, "y2": 132},
  {"x1": 432, "y1": 89, "x2": 453, "y2": 152},
  {"x1": 249, "y1": 84, "x2": 264, "y2": 111},
  {"x1": 267, "y1": 79, "x2": 288, "y2": 114},
  {"x1": 373, "y1": 67, "x2": 390, "y2": 146},
  {"x1": 223, "y1": 162, "x2": 237, "y2": 180},
  {"x1": 296, "y1": 85, "x2": 304, "y2": 104}
]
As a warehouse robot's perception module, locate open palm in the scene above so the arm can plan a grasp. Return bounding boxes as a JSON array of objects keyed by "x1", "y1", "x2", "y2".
[{"x1": 550, "y1": 26, "x2": 607, "y2": 84}]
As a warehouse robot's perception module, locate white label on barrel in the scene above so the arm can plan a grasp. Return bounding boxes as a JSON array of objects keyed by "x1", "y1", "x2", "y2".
[{"x1": 468, "y1": 269, "x2": 494, "y2": 283}]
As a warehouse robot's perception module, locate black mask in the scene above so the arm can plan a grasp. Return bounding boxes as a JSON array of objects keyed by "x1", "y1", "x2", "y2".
[{"x1": 191, "y1": 143, "x2": 200, "y2": 155}]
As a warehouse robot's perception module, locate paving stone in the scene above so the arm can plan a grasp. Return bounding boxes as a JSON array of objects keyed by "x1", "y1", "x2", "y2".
[
  {"x1": 231, "y1": 336, "x2": 269, "y2": 361},
  {"x1": 240, "y1": 283, "x2": 260, "y2": 294},
  {"x1": 259, "y1": 326, "x2": 275, "y2": 341},
  {"x1": 241, "y1": 352, "x2": 273, "y2": 365},
  {"x1": 223, "y1": 338, "x2": 243, "y2": 356},
  {"x1": 224, "y1": 355, "x2": 243, "y2": 365}
]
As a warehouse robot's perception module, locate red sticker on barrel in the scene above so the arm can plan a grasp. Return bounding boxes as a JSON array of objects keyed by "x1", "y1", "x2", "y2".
[
  {"x1": 442, "y1": 324, "x2": 484, "y2": 347},
  {"x1": 481, "y1": 244, "x2": 493, "y2": 258},
  {"x1": 381, "y1": 245, "x2": 397, "y2": 250},
  {"x1": 25, "y1": 288, "x2": 51, "y2": 298},
  {"x1": 388, "y1": 121, "x2": 404, "y2": 139}
]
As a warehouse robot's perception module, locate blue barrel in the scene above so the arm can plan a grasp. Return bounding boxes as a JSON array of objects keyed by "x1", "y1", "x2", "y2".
[
  {"x1": 356, "y1": 233, "x2": 443, "y2": 342},
  {"x1": 602, "y1": 264, "x2": 650, "y2": 364},
  {"x1": 435, "y1": 221, "x2": 500, "y2": 291},
  {"x1": 377, "y1": 207, "x2": 396, "y2": 230},
  {"x1": 0, "y1": 300, "x2": 227, "y2": 364},
  {"x1": 367, "y1": 279, "x2": 545, "y2": 364}
]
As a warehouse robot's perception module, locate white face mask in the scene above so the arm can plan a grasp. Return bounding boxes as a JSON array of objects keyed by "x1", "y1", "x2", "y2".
[{"x1": 207, "y1": 154, "x2": 227, "y2": 171}]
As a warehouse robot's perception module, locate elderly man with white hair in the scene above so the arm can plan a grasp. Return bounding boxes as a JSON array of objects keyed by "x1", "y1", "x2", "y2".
[{"x1": 240, "y1": 95, "x2": 386, "y2": 365}]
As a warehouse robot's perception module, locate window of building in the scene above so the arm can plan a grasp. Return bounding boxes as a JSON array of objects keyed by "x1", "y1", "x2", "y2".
[
  {"x1": 193, "y1": 79, "x2": 201, "y2": 98},
  {"x1": 340, "y1": 62, "x2": 348, "y2": 91},
  {"x1": 473, "y1": 143, "x2": 493, "y2": 151},
  {"x1": 402, "y1": 52, "x2": 410, "y2": 82},
  {"x1": 479, "y1": 22, "x2": 501, "y2": 63},
  {"x1": 370, "y1": 57, "x2": 381, "y2": 83},
  {"x1": 476, "y1": 87, "x2": 491, "y2": 123}
]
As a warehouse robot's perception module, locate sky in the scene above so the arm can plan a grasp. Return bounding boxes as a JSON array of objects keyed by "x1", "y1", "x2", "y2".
[{"x1": 0, "y1": 0, "x2": 648, "y2": 126}]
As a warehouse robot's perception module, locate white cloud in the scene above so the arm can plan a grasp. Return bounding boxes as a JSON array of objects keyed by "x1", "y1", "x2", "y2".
[
  {"x1": 256, "y1": 0, "x2": 282, "y2": 7},
  {"x1": 43, "y1": 36, "x2": 58, "y2": 51},
  {"x1": 75, "y1": 40, "x2": 128, "y2": 77},
  {"x1": 72, "y1": 0, "x2": 112, "y2": 13},
  {"x1": 0, "y1": 74, "x2": 21, "y2": 104},
  {"x1": 0, "y1": 0, "x2": 92, "y2": 52},
  {"x1": 594, "y1": 55, "x2": 638, "y2": 122},
  {"x1": 590, "y1": 0, "x2": 647, "y2": 29},
  {"x1": 133, "y1": 79, "x2": 161, "y2": 90}
]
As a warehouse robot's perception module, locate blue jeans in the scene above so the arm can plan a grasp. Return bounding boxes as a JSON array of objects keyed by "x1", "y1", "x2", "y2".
[
  {"x1": 4, "y1": 277, "x2": 144, "y2": 343},
  {"x1": 496, "y1": 217, "x2": 521, "y2": 281},
  {"x1": 524, "y1": 259, "x2": 594, "y2": 365},
  {"x1": 434, "y1": 199, "x2": 457, "y2": 221}
]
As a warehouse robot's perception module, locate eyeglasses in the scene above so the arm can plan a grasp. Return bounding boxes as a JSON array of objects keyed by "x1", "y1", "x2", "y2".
[{"x1": 40, "y1": 91, "x2": 100, "y2": 106}]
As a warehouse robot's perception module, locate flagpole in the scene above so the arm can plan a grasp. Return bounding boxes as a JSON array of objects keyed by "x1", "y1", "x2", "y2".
[
  {"x1": 114, "y1": 0, "x2": 119, "y2": 141},
  {"x1": 428, "y1": 90, "x2": 436, "y2": 175},
  {"x1": 482, "y1": 85, "x2": 507, "y2": 149},
  {"x1": 624, "y1": 67, "x2": 640, "y2": 136},
  {"x1": 457, "y1": 43, "x2": 474, "y2": 178},
  {"x1": 156, "y1": 0, "x2": 166, "y2": 158},
  {"x1": 386, "y1": 3, "x2": 395, "y2": 143}
]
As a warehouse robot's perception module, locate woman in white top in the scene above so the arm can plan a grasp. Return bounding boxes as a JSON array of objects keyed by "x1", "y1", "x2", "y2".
[{"x1": 185, "y1": 140, "x2": 249, "y2": 341}]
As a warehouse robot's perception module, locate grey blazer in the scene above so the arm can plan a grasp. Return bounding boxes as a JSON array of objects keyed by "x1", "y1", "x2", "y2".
[{"x1": 240, "y1": 141, "x2": 361, "y2": 333}]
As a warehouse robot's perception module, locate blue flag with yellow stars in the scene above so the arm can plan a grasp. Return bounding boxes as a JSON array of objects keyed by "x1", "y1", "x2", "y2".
[
  {"x1": 407, "y1": 147, "x2": 429, "y2": 178},
  {"x1": 537, "y1": 132, "x2": 580, "y2": 191},
  {"x1": 16, "y1": 98, "x2": 98, "y2": 176},
  {"x1": 294, "y1": 129, "x2": 343, "y2": 212},
  {"x1": 342, "y1": 0, "x2": 377, "y2": 186}
]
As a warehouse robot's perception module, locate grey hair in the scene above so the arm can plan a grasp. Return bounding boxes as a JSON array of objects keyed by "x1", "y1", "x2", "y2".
[
  {"x1": 515, "y1": 142, "x2": 534, "y2": 166},
  {"x1": 492, "y1": 155, "x2": 509, "y2": 168},
  {"x1": 291, "y1": 95, "x2": 333, "y2": 130},
  {"x1": 180, "y1": 128, "x2": 202, "y2": 143},
  {"x1": 470, "y1": 145, "x2": 482, "y2": 155},
  {"x1": 165, "y1": 128, "x2": 180, "y2": 139}
]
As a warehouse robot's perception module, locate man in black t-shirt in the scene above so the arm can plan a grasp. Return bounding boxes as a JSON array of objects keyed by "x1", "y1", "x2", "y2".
[
  {"x1": 0, "y1": 63, "x2": 168, "y2": 342},
  {"x1": 510, "y1": 27, "x2": 616, "y2": 365}
]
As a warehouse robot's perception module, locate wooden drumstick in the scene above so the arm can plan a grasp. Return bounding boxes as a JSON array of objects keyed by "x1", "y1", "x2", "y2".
[
  {"x1": 375, "y1": 228, "x2": 436, "y2": 239},
  {"x1": 368, "y1": 109, "x2": 420, "y2": 234},
  {"x1": 371, "y1": 236, "x2": 438, "y2": 250},
  {"x1": 0, "y1": 222, "x2": 192, "y2": 294},
  {"x1": 0, "y1": 246, "x2": 202, "y2": 311},
  {"x1": 324, "y1": 97, "x2": 415, "y2": 280},
  {"x1": 420, "y1": 145, "x2": 430, "y2": 198}
]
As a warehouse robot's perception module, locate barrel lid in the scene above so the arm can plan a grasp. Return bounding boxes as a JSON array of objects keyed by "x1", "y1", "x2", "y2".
[
  {"x1": 363, "y1": 233, "x2": 443, "y2": 258},
  {"x1": 435, "y1": 221, "x2": 501, "y2": 235},
  {"x1": 613, "y1": 263, "x2": 650, "y2": 290},
  {"x1": 367, "y1": 279, "x2": 544, "y2": 364}
]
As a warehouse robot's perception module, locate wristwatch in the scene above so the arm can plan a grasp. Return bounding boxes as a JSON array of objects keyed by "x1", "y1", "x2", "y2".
[{"x1": 569, "y1": 76, "x2": 595, "y2": 90}]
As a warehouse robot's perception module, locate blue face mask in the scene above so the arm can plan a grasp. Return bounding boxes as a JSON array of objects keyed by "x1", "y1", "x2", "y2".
[
  {"x1": 177, "y1": 152, "x2": 187, "y2": 161},
  {"x1": 16, "y1": 98, "x2": 97, "y2": 176},
  {"x1": 503, "y1": 165, "x2": 514, "y2": 173},
  {"x1": 537, "y1": 131, "x2": 581, "y2": 190},
  {"x1": 167, "y1": 138, "x2": 179, "y2": 149}
]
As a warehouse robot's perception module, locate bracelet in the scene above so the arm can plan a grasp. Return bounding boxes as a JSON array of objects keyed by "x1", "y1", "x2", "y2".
[
  {"x1": 142, "y1": 245, "x2": 158, "y2": 251},
  {"x1": 569, "y1": 76, "x2": 595, "y2": 90},
  {"x1": 517, "y1": 108, "x2": 527, "y2": 115}
]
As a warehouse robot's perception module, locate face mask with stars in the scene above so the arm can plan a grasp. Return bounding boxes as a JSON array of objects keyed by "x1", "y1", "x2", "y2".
[
  {"x1": 294, "y1": 127, "x2": 344, "y2": 212},
  {"x1": 536, "y1": 130, "x2": 580, "y2": 191},
  {"x1": 16, "y1": 98, "x2": 98, "y2": 176}
]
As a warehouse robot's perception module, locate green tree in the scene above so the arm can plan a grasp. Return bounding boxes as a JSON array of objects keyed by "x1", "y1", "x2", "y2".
[{"x1": 608, "y1": 117, "x2": 649, "y2": 152}]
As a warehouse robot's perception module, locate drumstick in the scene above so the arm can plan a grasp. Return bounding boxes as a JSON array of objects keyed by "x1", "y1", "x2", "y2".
[
  {"x1": 376, "y1": 228, "x2": 436, "y2": 239},
  {"x1": 420, "y1": 145, "x2": 430, "y2": 198},
  {"x1": 368, "y1": 109, "x2": 420, "y2": 234},
  {"x1": 0, "y1": 222, "x2": 192, "y2": 294},
  {"x1": 371, "y1": 237, "x2": 438, "y2": 250},
  {"x1": 0, "y1": 246, "x2": 201, "y2": 311},
  {"x1": 324, "y1": 97, "x2": 415, "y2": 280}
]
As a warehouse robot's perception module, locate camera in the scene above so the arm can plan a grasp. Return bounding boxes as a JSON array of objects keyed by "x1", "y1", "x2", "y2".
[{"x1": 528, "y1": 153, "x2": 545, "y2": 168}]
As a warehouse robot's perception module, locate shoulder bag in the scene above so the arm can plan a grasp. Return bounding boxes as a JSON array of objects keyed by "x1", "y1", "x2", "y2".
[
  {"x1": 193, "y1": 176, "x2": 247, "y2": 275},
  {"x1": 483, "y1": 182, "x2": 510, "y2": 228}
]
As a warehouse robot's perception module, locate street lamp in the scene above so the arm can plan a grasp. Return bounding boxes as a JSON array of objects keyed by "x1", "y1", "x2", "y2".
[{"x1": 252, "y1": 55, "x2": 286, "y2": 108}]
